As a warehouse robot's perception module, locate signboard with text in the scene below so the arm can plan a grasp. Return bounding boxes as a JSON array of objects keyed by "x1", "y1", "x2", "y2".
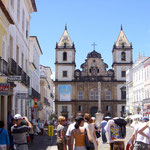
[
  {"x1": 7, "y1": 76, "x2": 22, "y2": 82},
  {"x1": 16, "y1": 93, "x2": 29, "y2": 99},
  {"x1": 0, "y1": 83, "x2": 10, "y2": 95}
]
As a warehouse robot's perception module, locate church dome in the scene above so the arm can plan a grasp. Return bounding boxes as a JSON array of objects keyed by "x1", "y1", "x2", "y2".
[{"x1": 87, "y1": 50, "x2": 101, "y2": 58}]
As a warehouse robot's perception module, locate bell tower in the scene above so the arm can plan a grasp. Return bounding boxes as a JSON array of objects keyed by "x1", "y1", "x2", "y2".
[
  {"x1": 112, "y1": 25, "x2": 133, "y2": 81},
  {"x1": 55, "y1": 25, "x2": 76, "y2": 81}
]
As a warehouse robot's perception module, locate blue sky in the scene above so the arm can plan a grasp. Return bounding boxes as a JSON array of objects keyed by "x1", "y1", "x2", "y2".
[{"x1": 30, "y1": 0, "x2": 150, "y2": 76}]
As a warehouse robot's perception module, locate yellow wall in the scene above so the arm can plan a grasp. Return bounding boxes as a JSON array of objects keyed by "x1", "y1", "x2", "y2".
[{"x1": 0, "y1": 19, "x2": 7, "y2": 57}]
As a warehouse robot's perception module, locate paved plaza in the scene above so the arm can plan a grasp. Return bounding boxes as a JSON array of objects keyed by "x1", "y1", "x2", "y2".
[{"x1": 28, "y1": 126, "x2": 134, "y2": 150}]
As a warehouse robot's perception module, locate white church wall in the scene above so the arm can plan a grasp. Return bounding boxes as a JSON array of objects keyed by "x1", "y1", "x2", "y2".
[
  {"x1": 57, "y1": 66, "x2": 73, "y2": 81},
  {"x1": 57, "y1": 51, "x2": 73, "y2": 63},
  {"x1": 115, "y1": 51, "x2": 131, "y2": 63}
]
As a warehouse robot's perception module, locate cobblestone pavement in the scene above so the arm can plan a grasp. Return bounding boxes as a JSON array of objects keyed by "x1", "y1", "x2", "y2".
[{"x1": 28, "y1": 127, "x2": 134, "y2": 150}]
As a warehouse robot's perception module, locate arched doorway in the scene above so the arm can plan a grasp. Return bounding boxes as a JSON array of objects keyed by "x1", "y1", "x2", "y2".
[{"x1": 90, "y1": 107, "x2": 98, "y2": 117}]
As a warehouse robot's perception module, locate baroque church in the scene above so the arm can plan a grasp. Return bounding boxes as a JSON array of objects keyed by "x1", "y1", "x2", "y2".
[{"x1": 55, "y1": 25, "x2": 133, "y2": 119}]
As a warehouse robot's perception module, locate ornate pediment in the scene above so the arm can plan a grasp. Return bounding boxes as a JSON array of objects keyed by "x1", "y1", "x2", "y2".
[{"x1": 87, "y1": 50, "x2": 101, "y2": 58}]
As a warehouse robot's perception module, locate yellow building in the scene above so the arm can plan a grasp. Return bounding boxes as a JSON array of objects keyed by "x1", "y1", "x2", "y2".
[{"x1": 0, "y1": 0, "x2": 14, "y2": 128}]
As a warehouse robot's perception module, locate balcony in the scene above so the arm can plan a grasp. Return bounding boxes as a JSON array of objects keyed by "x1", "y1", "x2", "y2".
[
  {"x1": 0, "y1": 57, "x2": 8, "y2": 75},
  {"x1": 22, "y1": 71, "x2": 26, "y2": 84},
  {"x1": 26, "y1": 75, "x2": 30, "y2": 87},
  {"x1": 17, "y1": 65, "x2": 22, "y2": 75},
  {"x1": 32, "y1": 88, "x2": 40, "y2": 99},
  {"x1": 8, "y1": 58, "x2": 17, "y2": 75}
]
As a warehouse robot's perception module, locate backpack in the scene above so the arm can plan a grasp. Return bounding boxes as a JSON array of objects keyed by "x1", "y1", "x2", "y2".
[{"x1": 113, "y1": 117, "x2": 127, "y2": 139}]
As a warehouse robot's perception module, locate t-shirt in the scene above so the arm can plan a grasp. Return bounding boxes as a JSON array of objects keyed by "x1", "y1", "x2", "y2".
[
  {"x1": 57, "y1": 124, "x2": 65, "y2": 138},
  {"x1": 104, "y1": 120, "x2": 123, "y2": 143},
  {"x1": 0, "y1": 128, "x2": 10, "y2": 146},
  {"x1": 66, "y1": 122, "x2": 75, "y2": 137},
  {"x1": 11, "y1": 125, "x2": 31, "y2": 144},
  {"x1": 100, "y1": 120, "x2": 107, "y2": 133},
  {"x1": 135, "y1": 122, "x2": 150, "y2": 144}
]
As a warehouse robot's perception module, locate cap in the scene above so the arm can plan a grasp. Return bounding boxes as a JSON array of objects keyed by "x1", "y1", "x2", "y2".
[
  {"x1": 142, "y1": 116, "x2": 149, "y2": 122},
  {"x1": 14, "y1": 114, "x2": 23, "y2": 120}
]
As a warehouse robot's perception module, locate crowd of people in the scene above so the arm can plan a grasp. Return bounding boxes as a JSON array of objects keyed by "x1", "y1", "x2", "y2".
[
  {"x1": 56, "y1": 113, "x2": 150, "y2": 150},
  {"x1": 0, "y1": 113, "x2": 150, "y2": 150}
]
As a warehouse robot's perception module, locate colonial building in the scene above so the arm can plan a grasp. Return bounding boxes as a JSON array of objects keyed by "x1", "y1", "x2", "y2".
[
  {"x1": 55, "y1": 25, "x2": 133, "y2": 119},
  {"x1": 127, "y1": 55, "x2": 150, "y2": 115},
  {"x1": 0, "y1": 0, "x2": 14, "y2": 129},
  {"x1": 0, "y1": 0, "x2": 37, "y2": 129},
  {"x1": 39, "y1": 65, "x2": 55, "y2": 123},
  {"x1": 28, "y1": 36, "x2": 43, "y2": 121}
]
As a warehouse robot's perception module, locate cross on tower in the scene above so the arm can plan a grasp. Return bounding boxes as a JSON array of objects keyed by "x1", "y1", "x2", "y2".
[{"x1": 92, "y1": 42, "x2": 97, "y2": 50}]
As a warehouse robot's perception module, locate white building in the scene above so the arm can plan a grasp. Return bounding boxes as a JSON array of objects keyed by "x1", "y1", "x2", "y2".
[
  {"x1": 143, "y1": 57, "x2": 150, "y2": 115},
  {"x1": 127, "y1": 54, "x2": 149, "y2": 115},
  {"x1": 28, "y1": 36, "x2": 43, "y2": 121},
  {"x1": 39, "y1": 65, "x2": 55, "y2": 123},
  {"x1": 6, "y1": 0, "x2": 37, "y2": 116},
  {"x1": 126, "y1": 69, "x2": 133, "y2": 115}
]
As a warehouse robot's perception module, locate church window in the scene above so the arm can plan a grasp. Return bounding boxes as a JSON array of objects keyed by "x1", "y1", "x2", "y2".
[
  {"x1": 63, "y1": 71, "x2": 67, "y2": 77},
  {"x1": 105, "y1": 91, "x2": 111, "y2": 100},
  {"x1": 90, "y1": 89, "x2": 99, "y2": 100},
  {"x1": 63, "y1": 52, "x2": 67, "y2": 61},
  {"x1": 121, "y1": 52, "x2": 126, "y2": 61},
  {"x1": 121, "y1": 87, "x2": 126, "y2": 99},
  {"x1": 121, "y1": 71, "x2": 126, "y2": 77},
  {"x1": 78, "y1": 91, "x2": 83, "y2": 100}
]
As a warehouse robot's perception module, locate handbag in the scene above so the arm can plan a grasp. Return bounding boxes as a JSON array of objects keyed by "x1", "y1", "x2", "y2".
[{"x1": 85, "y1": 129, "x2": 95, "y2": 150}]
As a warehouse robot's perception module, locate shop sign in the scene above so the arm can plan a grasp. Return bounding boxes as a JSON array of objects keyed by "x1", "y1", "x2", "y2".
[
  {"x1": 16, "y1": 93, "x2": 29, "y2": 99},
  {"x1": 34, "y1": 98, "x2": 38, "y2": 108},
  {"x1": 0, "y1": 83, "x2": 10, "y2": 95},
  {"x1": 7, "y1": 76, "x2": 22, "y2": 82}
]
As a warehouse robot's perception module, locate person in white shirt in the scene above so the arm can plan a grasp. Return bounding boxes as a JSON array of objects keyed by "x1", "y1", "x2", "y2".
[{"x1": 129, "y1": 117, "x2": 150, "y2": 150}]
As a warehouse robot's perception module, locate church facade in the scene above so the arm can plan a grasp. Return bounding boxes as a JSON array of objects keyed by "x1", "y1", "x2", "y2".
[{"x1": 55, "y1": 25, "x2": 133, "y2": 119}]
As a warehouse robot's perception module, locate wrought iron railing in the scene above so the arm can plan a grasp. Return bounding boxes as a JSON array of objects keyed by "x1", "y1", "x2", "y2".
[
  {"x1": 8, "y1": 58, "x2": 17, "y2": 75},
  {"x1": 0, "y1": 57, "x2": 8, "y2": 75}
]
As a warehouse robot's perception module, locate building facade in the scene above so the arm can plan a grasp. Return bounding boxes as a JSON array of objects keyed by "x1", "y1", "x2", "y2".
[
  {"x1": 0, "y1": 0, "x2": 37, "y2": 128},
  {"x1": 28, "y1": 36, "x2": 42, "y2": 121},
  {"x1": 55, "y1": 26, "x2": 133, "y2": 119},
  {"x1": 0, "y1": 0, "x2": 14, "y2": 129},
  {"x1": 126, "y1": 55, "x2": 150, "y2": 115},
  {"x1": 39, "y1": 65, "x2": 55, "y2": 123}
]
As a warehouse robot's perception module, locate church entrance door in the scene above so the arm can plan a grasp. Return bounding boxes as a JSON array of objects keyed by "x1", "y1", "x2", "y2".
[{"x1": 90, "y1": 107, "x2": 98, "y2": 117}]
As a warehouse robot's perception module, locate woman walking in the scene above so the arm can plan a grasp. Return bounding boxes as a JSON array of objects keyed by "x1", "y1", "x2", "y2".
[
  {"x1": 0, "y1": 121, "x2": 10, "y2": 150},
  {"x1": 70, "y1": 116, "x2": 87, "y2": 150},
  {"x1": 84, "y1": 114, "x2": 98, "y2": 150},
  {"x1": 56, "y1": 116, "x2": 67, "y2": 150}
]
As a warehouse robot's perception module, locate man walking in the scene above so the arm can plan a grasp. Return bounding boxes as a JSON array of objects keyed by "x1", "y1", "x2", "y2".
[
  {"x1": 100, "y1": 118, "x2": 107, "y2": 143},
  {"x1": 11, "y1": 114, "x2": 32, "y2": 150}
]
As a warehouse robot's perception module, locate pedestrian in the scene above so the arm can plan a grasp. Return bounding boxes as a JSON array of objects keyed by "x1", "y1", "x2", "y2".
[
  {"x1": 56, "y1": 116, "x2": 67, "y2": 150},
  {"x1": 100, "y1": 118, "x2": 107, "y2": 143},
  {"x1": 8, "y1": 117, "x2": 15, "y2": 150},
  {"x1": 70, "y1": 116, "x2": 87, "y2": 150},
  {"x1": 11, "y1": 114, "x2": 32, "y2": 150},
  {"x1": 129, "y1": 116, "x2": 150, "y2": 150},
  {"x1": 0, "y1": 121, "x2": 10, "y2": 150},
  {"x1": 29, "y1": 123, "x2": 34, "y2": 143},
  {"x1": 84, "y1": 113, "x2": 98, "y2": 150},
  {"x1": 104, "y1": 118, "x2": 126, "y2": 150},
  {"x1": 66, "y1": 112, "x2": 83, "y2": 150}
]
